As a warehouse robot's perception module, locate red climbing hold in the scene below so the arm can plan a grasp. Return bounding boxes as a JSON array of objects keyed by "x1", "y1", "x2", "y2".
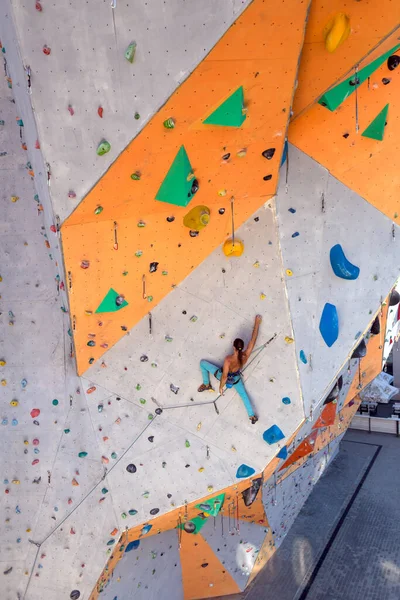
[
  {"x1": 42, "y1": 45, "x2": 51, "y2": 55},
  {"x1": 30, "y1": 408, "x2": 40, "y2": 418},
  {"x1": 50, "y1": 225, "x2": 57, "y2": 233},
  {"x1": 32, "y1": 459, "x2": 39, "y2": 466},
  {"x1": 98, "y1": 106, "x2": 103, "y2": 118},
  {"x1": 35, "y1": 140, "x2": 40, "y2": 149},
  {"x1": 35, "y1": 1, "x2": 42, "y2": 11}
]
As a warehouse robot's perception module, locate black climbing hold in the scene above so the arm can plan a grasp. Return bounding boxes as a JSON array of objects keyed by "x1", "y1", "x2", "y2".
[
  {"x1": 222, "y1": 268, "x2": 226, "y2": 274},
  {"x1": 262, "y1": 148, "x2": 275, "y2": 160},
  {"x1": 351, "y1": 339, "x2": 367, "y2": 359},
  {"x1": 121, "y1": 325, "x2": 128, "y2": 331},
  {"x1": 218, "y1": 208, "x2": 225, "y2": 215},
  {"x1": 167, "y1": 493, "x2": 172, "y2": 498},
  {"x1": 254, "y1": 217, "x2": 259, "y2": 222},
  {"x1": 148, "y1": 436, "x2": 154, "y2": 442},
  {"x1": 140, "y1": 355, "x2": 148, "y2": 362},
  {"x1": 387, "y1": 55, "x2": 400, "y2": 71},
  {"x1": 349, "y1": 77, "x2": 360, "y2": 87},
  {"x1": 370, "y1": 315, "x2": 380, "y2": 335},
  {"x1": 116, "y1": 396, "x2": 121, "y2": 401},
  {"x1": 4, "y1": 567, "x2": 13, "y2": 575},
  {"x1": 324, "y1": 375, "x2": 343, "y2": 404},
  {"x1": 70, "y1": 592, "x2": 80, "y2": 600},
  {"x1": 182, "y1": 310, "x2": 187, "y2": 314},
  {"x1": 389, "y1": 290, "x2": 400, "y2": 306},
  {"x1": 115, "y1": 295, "x2": 125, "y2": 306},
  {"x1": 185, "y1": 464, "x2": 190, "y2": 468},
  {"x1": 201, "y1": 563, "x2": 209, "y2": 568},
  {"x1": 126, "y1": 464, "x2": 137, "y2": 473},
  {"x1": 242, "y1": 477, "x2": 262, "y2": 507},
  {"x1": 222, "y1": 153, "x2": 230, "y2": 161},
  {"x1": 189, "y1": 230, "x2": 199, "y2": 237},
  {"x1": 342, "y1": 133, "x2": 349, "y2": 139},
  {"x1": 150, "y1": 508, "x2": 160, "y2": 515},
  {"x1": 382, "y1": 77, "x2": 391, "y2": 85},
  {"x1": 183, "y1": 521, "x2": 196, "y2": 533},
  {"x1": 263, "y1": 174, "x2": 272, "y2": 181},
  {"x1": 190, "y1": 179, "x2": 199, "y2": 195},
  {"x1": 149, "y1": 262, "x2": 159, "y2": 273},
  {"x1": 166, "y1": 216, "x2": 175, "y2": 222},
  {"x1": 320, "y1": 101, "x2": 327, "y2": 107},
  {"x1": 155, "y1": 408, "x2": 163, "y2": 415}
]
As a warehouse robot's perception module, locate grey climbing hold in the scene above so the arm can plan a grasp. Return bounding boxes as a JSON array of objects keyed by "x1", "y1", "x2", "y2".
[
  {"x1": 351, "y1": 339, "x2": 367, "y2": 359},
  {"x1": 126, "y1": 464, "x2": 137, "y2": 473},
  {"x1": 70, "y1": 592, "x2": 80, "y2": 600},
  {"x1": 183, "y1": 521, "x2": 196, "y2": 533},
  {"x1": 170, "y1": 384, "x2": 179, "y2": 394},
  {"x1": 389, "y1": 290, "x2": 400, "y2": 306},
  {"x1": 115, "y1": 295, "x2": 125, "y2": 306},
  {"x1": 189, "y1": 230, "x2": 199, "y2": 237},
  {"x1": 140, "y1": 355, "x2": 148, "y2": 362},
  {"x1": 218, "y1": 208, "x2": 225, "y2": 215},
  {"x1": 3, "y1": 567, "x2": 12, "y2": 575},
  {"x1": 242, "y1": 477, "x2": 262, "y2": 507},
  {"x1": 155, "y1": 408, "x2": 163, "y2": 415},
  {"x1": 148, "y1": 436, "x2": 154, "y2": 442},
  {"x1": 150, "y1": 508, "x2": 159, "y2": 515}
]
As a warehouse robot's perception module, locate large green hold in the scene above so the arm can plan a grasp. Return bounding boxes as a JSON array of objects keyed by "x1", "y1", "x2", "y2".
[
  {"x1": 361, "y1": 104, "x2": 389, "y2": 141},
  {"x1": 155, "y1": 146, "x2": 195, "y2": 207},
  {"x1": 95, "y1": 288, "x2": 128, "y2": 313},
  {"x1": 319, "y1": 45, "x2": 400, "y2": 111},
  {"x1": 203, "y1": 86, "x2": 246, "y2": 127}
]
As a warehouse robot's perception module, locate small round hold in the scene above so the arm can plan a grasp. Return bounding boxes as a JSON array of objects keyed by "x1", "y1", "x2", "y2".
[
  {"x1": 167, "y1": 493, "x2": 172, "y2": 498},
  {"x1": 382, "y1": 77, "x2": 391, "y2": 85},
  {"x1": 387, "y1": 55, "x2": 400, "y2": 71},
  {"x1": 166, "y1": 216, "x2": 175, "y2": 223},
  {"x1": 182, "y1": 310, "x2": 187, "y2": 315},
  {"x1": 262, "y1": 148, "x2": 275, "y2": 160},
  {"x1": 190, "y1": 179, "x2": 199, "y2": 195},
  {"x1": 70, "y1": 592, "x2": 81, "y2": 600},
  {"x1": 218, "y1": 208, "x2": 225, "y2": 215},
  {"x1": 263, "y1": 174, "x2": 272, "y2": 181},
  {"x1": 349, "y1": 77, "x2": 360, "y2": 87},
  {"x1": 115, "y1": 295, "x2": 125, "y2": 306},
  {"x1": 148, "y1": 436, "x2": 154, "y2": 442},
  {"x1": 126, "y1": 464, "x2": 137, "y2": 473},
  {"x1": 184, "y1": 521, "x2": 196, "y2": 533},
  {"x1": 140, "y1": 355, "x2": 148, "y2": 362},
  {"x1": 149, "y1": 508, "x2": 159, "y2": 515},
  {"x1": 222, "y1": 153, "x2": 230, "y2": 161},
  {"x1": 155, "y1": 408, "x2": 163, "y2": 415}
]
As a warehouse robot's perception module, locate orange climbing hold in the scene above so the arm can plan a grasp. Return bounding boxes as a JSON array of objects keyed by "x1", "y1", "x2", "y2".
[{"x1": 223, "y1": 238, "x2": 244, "y2": 257}]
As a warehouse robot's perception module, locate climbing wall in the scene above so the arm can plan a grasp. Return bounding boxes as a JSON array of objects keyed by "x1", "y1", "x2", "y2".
[
  {"x1": 1, "y1": 0, "x2": 400, "y2": 599},
  {"x1": 276, "y1": 145, "x2": 400, "y2": 415}
]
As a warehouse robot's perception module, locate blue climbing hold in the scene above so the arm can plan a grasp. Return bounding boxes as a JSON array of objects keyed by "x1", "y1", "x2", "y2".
[
  {"x1": 141, "y1": 524, "x2": 152, "y2": 536},
  {"x1": 236, "y1": 464, "x2": 256, "y2": 478},
  {"x1": 282, "y1": 397, "x2": 291, "y2": 405},
  {"x1": 263, "y1": 424, "x2": 285, "y2": 445},
  {"x1": 292, "y1": 232, "x2": 300, "y2": 238},
  {"x1": 329, "y1": 244, "x2": 360, "y2": 280},
  {"x1": 125, "y1": 540, "x2": 140, "y2": 553},
  {"x1": 288, "y1": 207, "x2": 296, "y2": 214},
  {"x1": 299, "y1": 350, "x2": 307, "y2": 364},
  {"x1": 277, "y1": 446, "x2": 288, "y2": 460},
  {"x1": 280, "y1": 140, "x2": 288, "y2": 167},
  {"x1": 319, "y1": 303, "x2": 339, "y2": 347}
]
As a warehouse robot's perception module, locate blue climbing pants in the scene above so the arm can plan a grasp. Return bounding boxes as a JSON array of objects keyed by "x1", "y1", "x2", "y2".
[{"x1": 200, "y1": 359, "x2": 255, "y2": 418}]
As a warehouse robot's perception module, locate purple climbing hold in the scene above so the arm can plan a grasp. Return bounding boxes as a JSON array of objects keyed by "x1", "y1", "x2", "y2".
[{"x1": 126, "y1": 464, "x2": 137, "y2": 473}]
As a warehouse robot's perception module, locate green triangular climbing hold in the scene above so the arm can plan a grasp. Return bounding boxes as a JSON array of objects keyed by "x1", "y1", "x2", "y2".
[
  {"x1": 195, "y1": 493, "x2": 225, "y2": 517},
  {"x1": 319, "y1": 44, "x2": 400, "y2": 111},
  {"x1": 95, "y1": 288, "x2": 128, "y2": 314},
  {"x1": 155, "y1": 145, "x2": 195, "y2": 207},
  {"x1": 203, "y1": 86, "x2": 246, "y2": 127},
  {"x1": 362, "y1": 104, "x2": 389, "y2": 141}
]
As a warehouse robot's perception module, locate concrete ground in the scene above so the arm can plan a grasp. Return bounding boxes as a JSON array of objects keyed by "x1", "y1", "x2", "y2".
[{"x1": 216, "y1": 429, "x2": 400, "y2": 600}]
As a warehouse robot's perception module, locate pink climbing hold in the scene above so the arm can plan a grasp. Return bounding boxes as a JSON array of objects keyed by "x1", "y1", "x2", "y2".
[
  {"x1": 32, "y1": 459, "x2": 39, "y2": 466},
  {"x1": 35, "y1": 140, "x2": 40, "y2": 149},
  {"x1": 43, "y1": 45, "x2": 51, "y2": 55},
  {"x1": 68, "y1": 191, "x2": 76, "y2": 199},
  {"x1": 98, "y1": 106, "x2": 103, "y2": 118},
  {"x1": 68, "y1": 105, "x2": 74, "y2": 116},
  {"x1": 35, "y1": 1, "x2": 42, "y2": 10},
  {"x1": 32, "y1": 438, "x2": 39, "y2": 446},
  {"x1": 30, "y1": 408, "x2": 40, "y2": 418},
  {"x1": 101, "y1": 456, "x2": 109, "y2": 464}
]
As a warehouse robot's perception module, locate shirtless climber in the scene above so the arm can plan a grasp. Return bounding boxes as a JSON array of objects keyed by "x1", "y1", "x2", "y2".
[{"x1": 198, "y1": 315, "x2": 262, "y2": 424}]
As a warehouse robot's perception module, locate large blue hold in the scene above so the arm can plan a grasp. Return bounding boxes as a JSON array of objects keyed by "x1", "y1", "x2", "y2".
[
  {"x1": 277, "y1": 446, "x2": 288, "y2": 460},
  {"x1": 330, "y1": 244, "x2": 360, "y2": 280},
  {"x1": 263, "y1": 424, "x2": 285, "y2": 445},
  {"x1": 125, "y1": 540, "x2": 140, "y2": 553},
  {"x1": 236, "y1": 464, "x2": 256, "y2": 478},
  {"x1": 319, "y1": 303, "x2": 339, "y2": 347}
]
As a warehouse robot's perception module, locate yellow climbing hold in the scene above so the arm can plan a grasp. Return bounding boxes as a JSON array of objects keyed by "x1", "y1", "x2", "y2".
[
  {"x1": 237, "y1": 148, "x2": 247, "y2": 158},
  {"x1": 10, "y1": 400, "x2": 19, "y2": 407},
  {"x1": 84, "y1": 310, "x2": 93, "y2": 316},
  {"x1": 0, "y1": 359, "x2": 6, "y2": 366},
  {"x1": 24, "y1": 439, "x2": 29, "y2": 445},
  {"x1": 253, "y1": 261, "x2": 260, "y2": 268},
  {"x1": 285, "y1": 336, "x2": 294, "y2": 344},
  {"x1": 324, "y1": 13, "x2": 350, "y2": 53},
  {"x1": 1, "y1": 379, "x2": 7, "y2": 386},
  {"x1": 207, "y1": 485, "x2": 214, "y2": 492},
  {"x1": 260, "y1": 293, "x2": 266, "y2": 300},
  {"x1": 218, "y1": 189, "x2": 227, "y2": 196},
  {"x1": 231, "y1": 445, "x2": 237, "y2": 452},
  {"x1": 12, "y1": 479, "x2": 20, "y2": 484},
  {"x1": 196, "y1": 422, "x2": 202, "y2": 431},
  {"x1": 11, "y1": 195, "x2": 19, "y2": 203},
  {"x1": 183, "y1": 205, "x2": 210, "y2": 230},
  {"x1": 286, "y1": 269, "x2": 293, "y2": 276},
  {"x1": 223, "y1": 238, "x2": 244, "y2": 257},
  {"x1": 198, "y1": 467, "x2": 205, "y2": 473}
]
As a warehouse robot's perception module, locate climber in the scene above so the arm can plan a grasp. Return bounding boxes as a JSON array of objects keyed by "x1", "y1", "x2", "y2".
[{"x1": 198, "y1": 315, "x2": 262, "y2": 424}]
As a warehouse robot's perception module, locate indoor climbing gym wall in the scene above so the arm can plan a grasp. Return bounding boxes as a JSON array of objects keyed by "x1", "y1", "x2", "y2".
[{"x1": 1, "y1": 0, "x2": 400, "y2": 599}]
